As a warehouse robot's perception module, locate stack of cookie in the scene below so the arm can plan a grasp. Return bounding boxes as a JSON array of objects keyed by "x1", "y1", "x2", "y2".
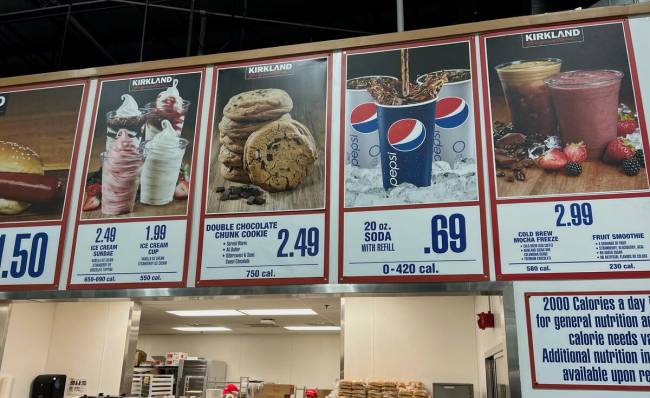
[
  {"x1": 350, "y1": 381, "x2": 367, "y2": 398},
  {"x1": 381, "y1": 381, "x2": 397, "y2": 398},
  {"x1": 412, "y1": 388, "x2": 428, "y2": 398},
  {"x1": 217, "y1": 88, "x2": 317, "y2": 192}
]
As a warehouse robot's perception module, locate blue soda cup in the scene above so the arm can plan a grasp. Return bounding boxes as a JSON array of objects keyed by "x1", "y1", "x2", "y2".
[{"x1": 376, "y1": 97, "x2": 437, "y2": 190}]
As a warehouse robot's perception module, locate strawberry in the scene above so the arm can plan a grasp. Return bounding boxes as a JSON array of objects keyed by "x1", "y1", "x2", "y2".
[
  {"x1": 82, "y1": 195, "x2": 100, "y2": 211},
  {"x1": 174, "y1": 180, "x2": 189, "y2": 200},
  {"x1": 603, "y1": 137, "x2": 636, "y2": 164},
  {"x1": 538, "y1": 148, "x2": 568, "y2": 171},
  {"x1": 617, "y1": 113, "x2": 638, "y2": 136},
  {"x1": 563, "y1": 142, "x2": 587, "y2": 164},
  {"x1": 85, "y1": 183, "x2": 102, "y2": 197}
]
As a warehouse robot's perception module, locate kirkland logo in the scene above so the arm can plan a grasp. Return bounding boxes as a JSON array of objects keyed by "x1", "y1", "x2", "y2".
[
  {"x1": 129, "y1": 75, "x2": 175, "y2": 91},
  {"x1": 245, "y1": 63, "x2": 294, "y2": 79},
  {"x1": 522, "y1": 28, "x2": 584, "y2": 47}
]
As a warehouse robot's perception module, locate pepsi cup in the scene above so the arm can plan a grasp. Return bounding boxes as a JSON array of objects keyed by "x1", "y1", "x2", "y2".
[
  {"x1": 416, "y1": 69, "x2": 474, "y2": 165},
  {"x1": 376, "y1": 97, "x2": 437, "y2": 190},
  {"x1": 345, "y1": 76, "x2": 397, "y2": 168}
]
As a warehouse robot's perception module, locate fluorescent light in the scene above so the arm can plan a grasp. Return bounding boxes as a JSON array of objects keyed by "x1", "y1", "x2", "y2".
[
  {"x1": 241, "y1": 309, "x2": 317, "y2": 316},
  {"x1": 284, "y1": 326, "x2": 341, "y2": 331},
  {"x1": 173, "y1": 326, "x2": 232, "y2": 332},
  {"x1": 166, "y1": 310, "x2": 243, "y2": 317}
]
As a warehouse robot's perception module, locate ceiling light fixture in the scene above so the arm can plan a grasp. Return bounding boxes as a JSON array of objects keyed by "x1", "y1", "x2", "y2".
[
  {"x1": 166, "y1": 310, "x2": 243, "y2": 317},
  {"x1": 241, "y1": 309, "x2": 317, "y2": 316},
  {"x1": 172, "y1": 326, "x2": 232, "y2": 332},
  {"x1": 284, "y1": 326, "x2": 341, "y2": 331}
]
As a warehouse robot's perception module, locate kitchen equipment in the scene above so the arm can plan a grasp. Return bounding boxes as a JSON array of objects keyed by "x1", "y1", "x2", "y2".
[
  {"x1": 432, "y1": 383, "x2": 473, "y2": 398},
  {"x1": 30, "y1": 374, "x2": 66, "y2": 398}
]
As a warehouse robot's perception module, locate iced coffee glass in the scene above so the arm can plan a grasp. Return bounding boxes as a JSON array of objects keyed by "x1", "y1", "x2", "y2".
[
  {"x1": 545, "y1": 70, "x2": 623, "y2": 160},
  {"x1": 495, "y1": 59, "x2": 562, "y2": 136}
]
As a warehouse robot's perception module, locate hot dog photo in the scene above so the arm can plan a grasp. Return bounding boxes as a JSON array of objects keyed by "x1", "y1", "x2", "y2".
[
  {"x1": 0, "y1": 84, "x2": 86, "y2": 223},
  {"x1": 80, "y1": 71, "x2": 203, "y2": 220}
]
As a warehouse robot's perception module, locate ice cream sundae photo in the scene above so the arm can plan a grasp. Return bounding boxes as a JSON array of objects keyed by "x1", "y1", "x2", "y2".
[{"x1": 81, "y1": 72, "x2": 201, "y2": 219}]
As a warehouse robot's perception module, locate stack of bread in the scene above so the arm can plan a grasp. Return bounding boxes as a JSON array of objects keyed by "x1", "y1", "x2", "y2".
[
  {"x1": 338, "y1": 380, "x2": 367, "y2": 398},
  {"x1": 217, "y1": 88, "x2": 317, "y2": 192},
  {"x1": 381, "y1": 381, "x2": 398, "y2": 398}
]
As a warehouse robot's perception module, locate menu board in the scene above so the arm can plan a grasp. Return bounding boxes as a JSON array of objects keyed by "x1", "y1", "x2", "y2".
[
  {"x1": 481, "y1": 20, "x2": 650, "y2": 280},
  {"x1": 339, "y1": 37, "x2": 489, "y2": 282},
  {"x1": 68, "y1": 68, "x2": 205, "y2": 288},
  {"x1": 525, "y1": 291, "x2": 650, "y2": 390},
  {"x1": 0, "y1": 81, "x2": 88, "y2": 289},
  {"x1": 197, "y1": 55, "x2": 331, "y2": 286}
]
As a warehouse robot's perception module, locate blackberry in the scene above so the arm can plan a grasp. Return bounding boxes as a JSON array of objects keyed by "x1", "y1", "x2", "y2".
[
  {"x1": 622, "y1": 157, "x2": 641, "y2": 176},
  {"x1": 565, "y1": 161, "x2": 582, "y2": 177},
  {"x1": 635, "y1": 149, "x2": 645, "y2": 167}
]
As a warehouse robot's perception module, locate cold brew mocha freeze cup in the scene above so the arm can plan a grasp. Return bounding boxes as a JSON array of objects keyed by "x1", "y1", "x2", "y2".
[
  {"x1": 545, "y1": 70, "x2": 623, "y2": 160},
  {"x1": 495, "y1": 59, "x2": 561, "y2": 136}
]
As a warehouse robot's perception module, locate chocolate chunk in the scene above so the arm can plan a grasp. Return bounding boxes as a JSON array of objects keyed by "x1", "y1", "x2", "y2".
[
  {"x1": 246, "y1": 196, "x2": 256, "y2": 205},
  {"x1": 496, "y1": 133, "x2": 526, "y2": 148},
  {"x1": 230, "y1": 186, "x2": 241, "y2": 194},
  {"x1": 514, "y1": 169, "x2": 526, "y2": 181},
  {"x1": 215, "y1": 186, "x2": 225, "y2": 193},
  {"x1": 254, "y1": 196, "x2": 266, "y2": 205},
  {"x1": 495, "y1": 153, "x2": 517, "y2": 167},
  {"x1": 228, "y1": 193, "x2": 239, "y2": 200},
  {"x1": 496, "y1": 171, "x2": 505, "y2": 177}
]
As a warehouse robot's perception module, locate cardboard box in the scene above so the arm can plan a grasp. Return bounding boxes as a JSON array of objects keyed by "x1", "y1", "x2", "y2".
[{"x1": 258, "y1": 384, "x2": 295, "y2": 398}]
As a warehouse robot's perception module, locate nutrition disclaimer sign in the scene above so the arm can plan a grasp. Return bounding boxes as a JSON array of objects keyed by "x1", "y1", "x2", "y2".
[{"x1": 525, "y1": 291, "x2": 650, "y2": 390}]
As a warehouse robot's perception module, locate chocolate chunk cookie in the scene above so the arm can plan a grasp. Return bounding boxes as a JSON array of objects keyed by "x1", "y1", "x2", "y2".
[
  {"x1": 219, "y1": 134, "x2": 247, "y2": 153},
  {"x1": 223, "y1": 89, "x2": 293, "y2": 122},
  {"x1": 243, "y1": 119, "x2": 317, "y2": 192},
  {"x1": 218, "y1": 145, "x2": 244, "y2": 167},
  {"x1": 218, "y1": 114, "x2": 291, "y2": 139},
  {"x1": 220, "y1": 164, "x2": 250, "y2": 183}
]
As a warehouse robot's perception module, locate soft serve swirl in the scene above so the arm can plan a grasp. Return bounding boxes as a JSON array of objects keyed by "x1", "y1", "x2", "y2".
[
  {"x1": 115, "y1": 94, "x2": 141, "y2": 117},
  {"x1": 102, "y1": 130, "x2": 144, "y2": 215},
  {"x1": 140, "y1": 120, "x2": 187, "y2": 205}
]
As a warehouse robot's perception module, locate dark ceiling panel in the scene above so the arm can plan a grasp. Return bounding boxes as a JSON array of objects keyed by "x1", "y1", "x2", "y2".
[{"x1": 0, "y1": 0, "x2": 600, "y2": 78}]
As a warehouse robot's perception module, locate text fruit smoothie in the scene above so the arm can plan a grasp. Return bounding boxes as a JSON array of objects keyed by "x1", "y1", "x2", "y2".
[
  {"x1": 495, "y1": 59, "x2": 561, "y2": 136},
  {"x1": 101, "y1": 130, "x2": 144, "y2": 215},
  {"x1": 140, "y1": 120, "x2": 189, "y2": 205},
  {"x1": 545, "y1": 70, "x2": 623, "y2": 160}
]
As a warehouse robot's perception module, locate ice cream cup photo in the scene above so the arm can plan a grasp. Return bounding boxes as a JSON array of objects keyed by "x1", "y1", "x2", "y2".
[
  {"x1": 144, "y1": 99, "x2": 191, "y2": 140},
  {"x1": 140, "y1": 120, "x2": 189, "y2": 206},
  {"x1": 495, "y1": 58, "x2": 562, "y2": 136},
  {"x1": 345, "y1": 76, "x2": 398, "y2": 168},
  {"x1": 375, "y1": 96, "x2": 437, "y2": 190},
  {"x1": 100, "y1": 131, "x2": 145, "y2": 215},
  {"x1": 105, "y1": 94, "x2": 146, "y2": 151},
  {"x1": 545, "y1": 69, "x2": 623, "y2": 160},
  {"x1": 416, "y1": 69, "x2": 475, "y2": 165}
]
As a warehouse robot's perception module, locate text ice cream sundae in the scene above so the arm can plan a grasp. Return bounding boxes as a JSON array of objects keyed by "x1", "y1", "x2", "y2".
[
  {"x1": 101, "y1": 130, "x2": 145, "y2": 215},
  {"x1": 106, "y1": 94, "x2": 146, "y2": 151},
  {"x1": 144, "y1": 79, "x2": 190, "y2": 140},
  {"x1": 140, "y1": 120, "x2": 188, "y2": 205}
]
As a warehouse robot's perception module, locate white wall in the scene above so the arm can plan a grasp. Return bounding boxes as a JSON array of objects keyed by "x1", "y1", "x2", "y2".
[
  {"x1": 0, "y1": 301, "x2": 132, "y2": 397},
  {"x1": 138, "y1": 333, "x2": 340, "y2": 389},
  {"x1": 343, "y1": 296, "x2": 480, "y2": 395},
  {"x1": 474, "y1": 296, "x2": 507, "y2": 398},
  {"x1": 0, "y1": 302, "x2": 56, "y2": 398}
]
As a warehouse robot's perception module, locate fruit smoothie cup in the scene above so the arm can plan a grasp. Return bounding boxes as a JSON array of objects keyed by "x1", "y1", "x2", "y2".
[
  {"x1": 495, "y1": 59, "x2": 562, "y2": 136},
  {"x1": 545, "y1": 70, "x2": 623, "y2": 160}
]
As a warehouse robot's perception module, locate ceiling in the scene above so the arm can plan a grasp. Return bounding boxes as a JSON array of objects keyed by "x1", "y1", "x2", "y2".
[
  {"x1": 139, "y1": 296, "x2": 341, "y2": 335},
  {"x1": 0, "y1": 0, "x2": 601, "y2": 78}
]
